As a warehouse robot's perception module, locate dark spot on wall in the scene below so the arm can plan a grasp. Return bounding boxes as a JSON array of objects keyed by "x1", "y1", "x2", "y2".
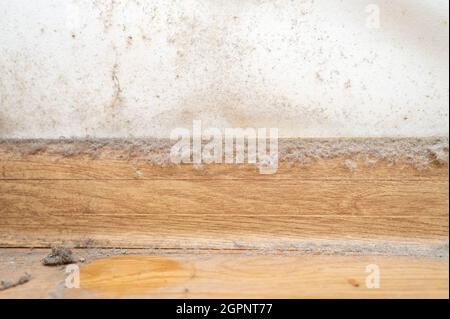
[
  {"x1": 344, "y1": 80, "x2": 352, "y2": 89},
  {"x1": 315, "y1": 72, "x2": 324, "y2": 82},
  {"x1": 110, "y1": 63, "x2": 123, "y2": 110}
]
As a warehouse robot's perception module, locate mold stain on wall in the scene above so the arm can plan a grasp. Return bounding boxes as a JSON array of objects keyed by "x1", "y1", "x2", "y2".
[{"x1": 0, "y1": 0, "x2": 448, "y2": 138}]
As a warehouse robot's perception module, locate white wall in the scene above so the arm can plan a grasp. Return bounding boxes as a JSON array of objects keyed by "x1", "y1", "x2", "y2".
[{"x1": 0, "y1": 0, "x2": 448, "y2": 138}]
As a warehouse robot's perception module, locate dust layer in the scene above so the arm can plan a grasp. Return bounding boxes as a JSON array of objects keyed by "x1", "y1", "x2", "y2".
[
  {"x1": 0, "y1": 137, "x2": 448, "y2": 169},
  {"x1": 240, "y1": 239, "x2": 449, "y2": 260},
  {"x1": 0, "y1": 272, "x2": 31, "y2": 291},
  {"x1": 79, "y1": 239, "x2": 448, "y2": 260},
  {"x1": 24, "y1": 239, "x2": 449, "y2": 260}
]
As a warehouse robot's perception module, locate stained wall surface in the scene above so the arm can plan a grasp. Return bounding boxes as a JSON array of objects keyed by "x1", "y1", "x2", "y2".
[{"x1": 0, "y1": 0, "x2": 448, "y2": 138}]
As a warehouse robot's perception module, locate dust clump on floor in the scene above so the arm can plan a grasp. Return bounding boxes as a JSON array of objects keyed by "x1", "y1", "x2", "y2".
[
  {"x1": 0, "y1": 272, "x2": 31, "y2": 291},
  {"x1": 42, "y1": 246, "x2": 76, "y2": 266}
]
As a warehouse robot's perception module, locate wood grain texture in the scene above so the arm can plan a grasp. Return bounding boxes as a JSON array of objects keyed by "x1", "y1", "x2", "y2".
[
  {"x1": 1, "y1": 156, "x2": 448, "y2": 180},
  {"x1": 0, "y1": 250, "x2": 448, "y2": 299},
  {"x1": 74, "y1": 255, "x2": 449, "y2": 299},
  {"x1": 0, "y1": 150, "x2": 448, "y2": 298},
  {"x1": 0, "y1": 178, "x2": 448, "y2": 248},
  {"x1": 0, "y1": 148, "x2": 448, "y2": 250}
]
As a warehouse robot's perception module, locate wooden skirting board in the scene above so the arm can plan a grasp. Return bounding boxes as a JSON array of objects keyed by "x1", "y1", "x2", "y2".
[{"x1": 0, "y1": 139, "x2": 448, "y2": 298}]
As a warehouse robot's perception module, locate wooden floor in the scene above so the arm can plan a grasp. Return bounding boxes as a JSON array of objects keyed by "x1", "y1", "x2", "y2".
[
  {"x1": 0, "y1": 146, "x2": 448, "y2": 298},
  {"x1": 0, "y1": 249, "x2": 448, "y2": 299}
]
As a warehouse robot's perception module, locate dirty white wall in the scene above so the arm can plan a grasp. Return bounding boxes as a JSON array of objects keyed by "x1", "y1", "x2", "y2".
[{"x1": 0, "y1": 0, "x2": 448, "y2": 139}]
